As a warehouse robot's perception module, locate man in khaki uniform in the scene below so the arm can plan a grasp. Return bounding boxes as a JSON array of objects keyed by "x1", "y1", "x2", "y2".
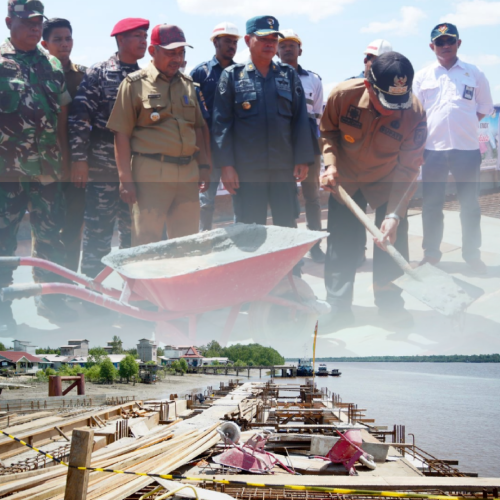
[
  {"x1": 320, "y1": 52, "x2": 427, "y2": 330},
  {"x1": 108, "y1": 24, "x2": 210, "y2": 246}
]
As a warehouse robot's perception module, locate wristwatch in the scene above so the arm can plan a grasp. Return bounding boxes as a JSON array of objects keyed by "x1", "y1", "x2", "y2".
[{"x1": 385, "y1": 213, "x2": 401, "y2": 223}]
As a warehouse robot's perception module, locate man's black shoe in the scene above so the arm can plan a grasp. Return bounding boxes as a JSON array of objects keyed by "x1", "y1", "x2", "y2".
[
  {"x1": 319, "y1": 309, "x2": 355, "y2": 331},
  {"x1": 36, "y1": 295, "x2": 78, "y2": 323},
  {"x1": 0, "y1": 301, "x2": 17, "y2": 335},
  {"x1": 307, "y1": 243, "x2": 326, "y2": 264}
]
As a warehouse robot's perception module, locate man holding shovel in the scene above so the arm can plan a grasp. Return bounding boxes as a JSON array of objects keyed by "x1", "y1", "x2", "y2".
[{"x1": 320, "y1": 52, "x2": 426, "y2": 330}]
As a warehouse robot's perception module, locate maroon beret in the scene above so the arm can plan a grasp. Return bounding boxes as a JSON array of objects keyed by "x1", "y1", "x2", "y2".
[{"x1": 110, "y1": 18, "x2": 150, "y2": 37}]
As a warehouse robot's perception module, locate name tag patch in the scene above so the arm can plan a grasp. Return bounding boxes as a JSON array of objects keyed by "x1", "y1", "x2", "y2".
[
  {"x1": 380, "y1": 125, "x2": 403, "y2": 142},
  {"x1": 463, "y1": 85, "x2": 474, "y2": 100},
  {"x1": 148, "y1": 93, "x2": 161, "y2": 99},
  {"x1": 235, "y1": 79, "x2": 255, "y2": 93}
]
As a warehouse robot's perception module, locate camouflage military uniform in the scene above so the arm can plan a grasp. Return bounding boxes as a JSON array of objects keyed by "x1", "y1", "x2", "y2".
[
  {"x1": 69, "y1": 54, "x2": 138, "y2": 278},
  {"x1": 59, "y1": 62, "x2": 87, "y2": 272},
  {"x1": 0, "y1": 38, "x2": 70, "y2": 289}
]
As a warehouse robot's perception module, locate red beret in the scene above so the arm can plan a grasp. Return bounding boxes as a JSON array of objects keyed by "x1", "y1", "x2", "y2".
[{"x1": 111, "y1": 18, "x2": 150, "y2": 37}]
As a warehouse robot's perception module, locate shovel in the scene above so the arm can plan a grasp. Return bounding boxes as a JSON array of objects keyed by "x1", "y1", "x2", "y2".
[{"x1": 336, "y1": 185, "x2": 481, "y2": 318}]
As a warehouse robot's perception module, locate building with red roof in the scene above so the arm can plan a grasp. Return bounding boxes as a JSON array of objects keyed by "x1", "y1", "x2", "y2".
[{"x1": 0, "y1": 351, "x2": 41, "y2": 374}]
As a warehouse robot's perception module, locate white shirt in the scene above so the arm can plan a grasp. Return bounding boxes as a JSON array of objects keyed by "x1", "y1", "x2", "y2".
[
  {"x1": 413, "y1": 58, "x2": 493, "y2": 151},
  {"x1": 297, "y1": 65, "x2": 323, "y2": 126}
]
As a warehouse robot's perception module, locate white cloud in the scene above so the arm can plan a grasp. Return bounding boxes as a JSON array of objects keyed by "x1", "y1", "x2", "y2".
[
  {"x1": 360, "y1": 6, "x2": 426, "y2": 36},
  {"x1": 441, "y1": 0, "x2": 500, "y2": 28},
  {"x1": 460, "y1": 54, "x2": 500, "y2": 67},
  {"x1": 176, "y1": 0, "x2": 355, "y2": 23}
]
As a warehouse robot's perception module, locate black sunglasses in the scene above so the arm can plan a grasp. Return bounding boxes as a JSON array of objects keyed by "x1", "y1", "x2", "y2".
[
  {"x1": 434, "y1": 37, "x2": 457, "y2": 47},
  {"x1": 364, "y1": 54, "x2": 376, "y2": 62}
]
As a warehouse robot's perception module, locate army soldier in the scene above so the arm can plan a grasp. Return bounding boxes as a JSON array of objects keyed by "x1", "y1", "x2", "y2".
[
  {"x1": 320, "y1": 52, "x2": 427, "y2": 330},
  {"x1": 68, "y1": 17, "x2": 149, "y2": 279},
  {"x1": 107, "y1": 24, "x2": 210, "y2": 246},
  {"x1": 191, "y1": 22, "x2": 241, "y2": 231},
  {"x1": 41, "y1": 17, "x2": 87, "y2": 273},
  {"x1": 278, "y1": 29, "x2": 325, "y2": 263},
  {"x1": 212, "y1": 16, "x2": 314, "y2": 229},
  {"x1": 0, "y1": 0, "x2": 74, "y2": 333}
]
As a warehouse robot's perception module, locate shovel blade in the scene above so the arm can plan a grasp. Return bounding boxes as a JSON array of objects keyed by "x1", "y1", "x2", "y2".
[{"x1": 394, "y1": 263, "x2": 481, "y2": 317}]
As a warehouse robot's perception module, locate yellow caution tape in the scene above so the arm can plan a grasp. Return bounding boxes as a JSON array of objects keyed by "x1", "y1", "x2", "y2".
[{"x1": 0, "y1": 430, "x2": 496, "y2": 500}]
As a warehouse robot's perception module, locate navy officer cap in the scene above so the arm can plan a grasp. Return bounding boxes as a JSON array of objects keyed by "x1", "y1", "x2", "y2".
[
  {"x1": 246, "y1": 15, "x2": 284, "y2": 37},
  {"x1": 431, "y1": 22, "x2": 459, "y2": 41}
]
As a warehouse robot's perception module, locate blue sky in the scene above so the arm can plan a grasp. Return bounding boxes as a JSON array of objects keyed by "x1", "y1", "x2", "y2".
[{"x1": 1, "y1": 0, "x2": 499, "y2": 102}]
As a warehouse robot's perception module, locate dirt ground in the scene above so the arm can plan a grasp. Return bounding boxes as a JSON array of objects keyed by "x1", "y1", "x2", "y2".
[{"x1": 0, "y1": 371, "x2": 265, "y2": 401}]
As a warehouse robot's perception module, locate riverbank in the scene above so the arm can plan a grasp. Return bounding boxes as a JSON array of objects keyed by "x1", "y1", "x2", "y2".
[{"x1": 0, "y1": 371, "x2": 266, "y2": 401}]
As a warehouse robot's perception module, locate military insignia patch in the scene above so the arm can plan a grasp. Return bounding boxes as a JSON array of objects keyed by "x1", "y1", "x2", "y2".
[
  {"x1": 414, "y1": 122, "x2": 427, "y2": 148},
  {"x1": 276, "y1": 78, "x2": 291, "y2": 92},
  {"x1": 340, "y1": 105, "x2": 362, "y2": 129},
  {"x1": 438, "y1": 25, "x2": 448, "y2": 34},
  {"x1": 295, "y1": 84, "x2": 303, "y2": 96},
  {"x1": 344, "y1": 135, "x2": 355, "y2": 143},
  {"x1": 380, "y1": 125, "x2": 403, "y2": 142},
  {"x1": 242, "y1": 102, "x2": 252, "y2": 110},
  {"x1": 235, "y1": 79, "x2": 255, "y2": 93},
  {"x1": 388, "y1": 76, "x2": 408, "y2": 95},
  {"x1": 390, "y1": 120, "x2": 401, "y2": 130}
]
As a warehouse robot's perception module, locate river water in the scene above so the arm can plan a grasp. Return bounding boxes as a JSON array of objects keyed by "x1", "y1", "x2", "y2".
[{"x1": 281, "y1": 362, "x2": 500, "y2": 477}]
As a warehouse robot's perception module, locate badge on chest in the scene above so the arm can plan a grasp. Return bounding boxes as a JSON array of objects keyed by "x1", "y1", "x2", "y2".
[{"x1": 463, "y1": 85, "x2": 474, "y2": 100}]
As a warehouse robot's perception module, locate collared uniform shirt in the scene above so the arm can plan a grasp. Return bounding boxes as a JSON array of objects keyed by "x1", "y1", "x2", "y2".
[
  {"x1": 191, "y1": 55, "x2": 234, "y2": 129},
  {"x1": 413, "y1": 58, "x2": 493, "y2": 151},
  {"x1": 64, "y1": 61, "x2": 87, "y2": 100},
  {"x1": 0, "y1": 39, "x2": 70, "y2": 180},
  {"x1": 320, "y1": 79, "x2": 427, "y2": 217},
  {"x1": 107, "y1": 62, "x2": 205, "y2": 157},
  {"x1": 68, "y1": 53, "x2": 139, "y2": 181},
  {"x1": 297, "y1": 65, "x2": 323, "y2": 155},
  {"x1": 212, "y1": 60, "x2": 314, "y2": 172}
]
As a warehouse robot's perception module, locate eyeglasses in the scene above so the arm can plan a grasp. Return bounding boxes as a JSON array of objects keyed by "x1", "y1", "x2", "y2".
[
  {"x1": 365, "y1": 54, "x2": 376, "y2": 61},
  {"x1": 434, "y1": 37, "x2": 457, "y2": 47}
]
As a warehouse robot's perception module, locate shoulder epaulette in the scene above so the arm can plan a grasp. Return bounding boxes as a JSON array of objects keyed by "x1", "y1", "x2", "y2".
[
  {"x1": 180, "y1": 72, "x2": 194, "y2": 82},
  {"x1": 127, "y1": 68, "x2": 147, "y2": 82},
  {"x1": 226, "y1": 63, "x2": 243, "y2": 73},
  {"x1": 307, "y1": 70, "x2": 322, "y2": 81}
]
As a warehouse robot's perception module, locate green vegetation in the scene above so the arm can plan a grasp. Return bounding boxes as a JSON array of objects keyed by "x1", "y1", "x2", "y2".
[
  {"x1": 109, "y1": 336, "x2": 123, "y2": 354},
  {"x1": 119, "y1": 354, "x2": 139, "y2": 383},
  {"x1": 179, "y1": 358, "x2": 188, "y2": 373},
  {"x1": 86, "y1": 347, "x2": 108, "y2": 367},
  {"x1": 286, "y1": 354, "x2": 500, "y2": 363},
  {"x1": 100, "y1": 358, "x2": 116, "y2": 383},
  {"x1": 35, "y1": 347, "x2": 60, "y2": 355},
  {"x1": 0, "y1": 342, "x2": 6, "y2": 351},
  {"x1": 198, "y1": 341, "x2": 284, "y2": 366}
]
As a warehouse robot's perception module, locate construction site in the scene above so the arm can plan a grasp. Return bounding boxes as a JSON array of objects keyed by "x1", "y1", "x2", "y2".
[{"x1": 0, "y1": 379, "x2": 498, "y2": 500}]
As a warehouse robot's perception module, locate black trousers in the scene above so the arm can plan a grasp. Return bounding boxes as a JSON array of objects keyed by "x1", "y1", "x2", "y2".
[
  {"x1": 233, "y1": 169, "x2": 297, "y2": 228},
  {"x1": 422, "y1": 149, "x2": 482, "y2": 262},
  {"x1": 325, "y1": 190, "x2": 409, "y2": 312}
]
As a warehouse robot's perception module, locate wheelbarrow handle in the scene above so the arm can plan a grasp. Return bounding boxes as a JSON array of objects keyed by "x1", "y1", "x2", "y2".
[
  {"x1": 336, "y1": 185, "x2": 413, "y2": 274},
  {"x1": 0, "y1": 257, "x2": 21, "y2": 272},
  {"x1": 1, "y1": 284, "x2": 43, "y2": 302}
]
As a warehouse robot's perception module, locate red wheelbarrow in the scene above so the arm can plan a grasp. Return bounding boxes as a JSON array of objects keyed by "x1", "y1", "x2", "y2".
[{"x1": 0, "y1": 224, "x2": 327, "y2": 345}]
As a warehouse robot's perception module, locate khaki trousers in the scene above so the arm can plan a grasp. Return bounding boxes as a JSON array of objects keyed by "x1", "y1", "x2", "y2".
[{"x1": 131, "y1": 155, "x2": 200, "y2": 246}]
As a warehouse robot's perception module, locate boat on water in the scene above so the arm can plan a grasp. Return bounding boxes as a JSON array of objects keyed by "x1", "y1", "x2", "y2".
[
  {"x1": 330, "y1": 368, "x2": 342, "y2": 377},
  {"x1": 297, "y1": 358, "x2": 314, "y2": 377},
  {"x1": 315, "y1": 363, "x2": 329, "y2": 376}
]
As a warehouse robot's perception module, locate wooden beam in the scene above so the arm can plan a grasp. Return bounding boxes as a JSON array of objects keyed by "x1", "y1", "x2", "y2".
[
  {"x1": 64, "y1": 428, "x2": 94, "y2": 500},
  {"x1": 55, "y1": 426, "x2": 70, "y2": 442}
]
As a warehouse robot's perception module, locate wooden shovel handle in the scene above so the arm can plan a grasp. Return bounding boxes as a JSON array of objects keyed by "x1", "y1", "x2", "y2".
[{"x1": 336, "y1": 185, "x2": 413, "y2": 274}]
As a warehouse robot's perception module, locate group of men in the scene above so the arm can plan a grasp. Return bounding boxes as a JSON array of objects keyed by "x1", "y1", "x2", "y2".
[{"x1": 0, "y1": 0, "x2": 494, "y2": 335}]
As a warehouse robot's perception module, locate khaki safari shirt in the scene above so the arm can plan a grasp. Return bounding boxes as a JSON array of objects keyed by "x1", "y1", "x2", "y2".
[
  {"x1": 320, "y1": 79, "x2": 427, "y2": 217},
  {"x1": 107, "y1": 61, "x2": 205, "y2": 158},
  {"x1": 64, "y1": 61, "x2": 86, "y2": 100}
]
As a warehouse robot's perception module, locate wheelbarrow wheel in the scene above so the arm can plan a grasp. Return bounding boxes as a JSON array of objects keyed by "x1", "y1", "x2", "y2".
[{"x1": 248, "y1": 300, "x2": 318, "y2": 344}]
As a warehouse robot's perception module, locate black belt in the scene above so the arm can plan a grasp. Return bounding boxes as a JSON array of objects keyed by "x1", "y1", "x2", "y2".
[{"x1": 133, "y1": 152, "x2": 194, "y2": 165}]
